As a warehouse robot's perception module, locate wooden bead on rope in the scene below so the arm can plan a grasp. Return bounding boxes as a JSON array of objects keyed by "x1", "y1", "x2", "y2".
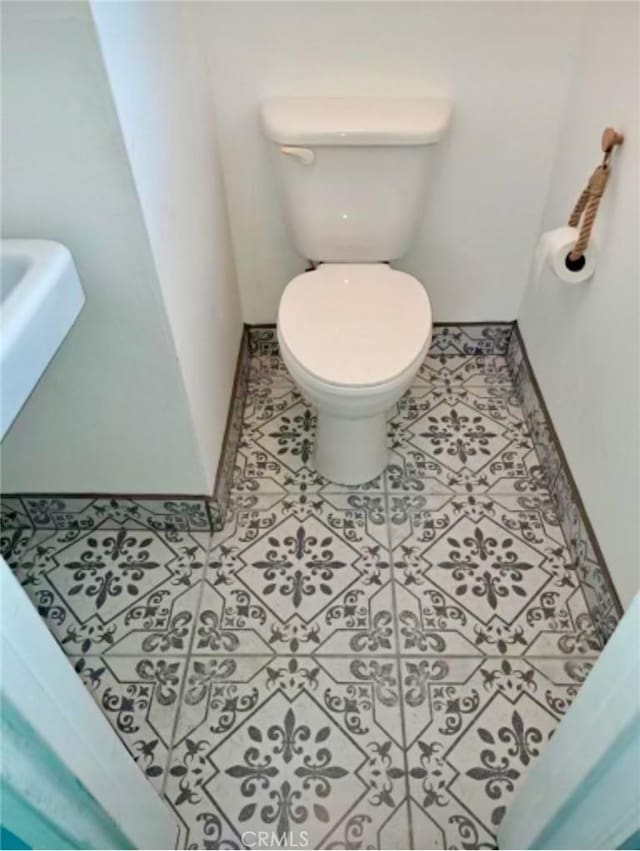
[{"x1": 602, "y1": 127, "x2": 624, "y2": 153}]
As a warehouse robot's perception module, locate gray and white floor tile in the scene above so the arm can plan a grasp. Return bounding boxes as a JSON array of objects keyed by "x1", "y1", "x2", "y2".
[
  {"x1": 207, "y1": 491, "x2": 395, "y2": 655},
  {"x1": 234, "y1": 386, "x2": 384, "y2": 494},
  {"x1": 414, "y1": 354, "x2": 513, "y2": 393},
  {"x1": 72, "y1": 654, "x2": 187, "y2": 792},
  {"x1": 389, "y1": 492, "x2": 600, "y2": 657},
  {"x1": 2, "y1": 524, "x2": 207, "y2": 655},
  {"x1": 165, "y1": 655, "x2": 410, "y2": 850},
  {"x1": 402, "y1": 656, "x2": 595, "y2": 847},
  {"x1": 387, "y1": 386, "x2": 548, "y2": 496},
  {"x1": 4, "y1": 337, "x2": 608, "y2": 849}
]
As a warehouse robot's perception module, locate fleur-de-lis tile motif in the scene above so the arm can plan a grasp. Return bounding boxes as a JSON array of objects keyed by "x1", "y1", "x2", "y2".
[
  {"x1": 392, "y1": 494, "x2": 601, "y2": 657},
  {"x1": 183, "y1": 658, "x2": 236, "y2": 706},
  {"x1": 387, "y1": 385, "x2": 544, "y2": 494},
  {"x1": 418, "y1": 407, "x2": 501, "y2": 465},
  {"x1": 465, "y1": 710, "x2": 544, "y2": 826},
  {"x1": 405, "y1": 657, "x2": 590, "y2": 844},
  {"x1": 404, "y1": 660, "x2": 448, "y2": 707},
  {"x1": 63, "y1": 530, "x2": 162, "y2": 610},
  {"x1": 5, "y1": 330, "x2": 609, "y2": 850},
  {"x1": 57, "y1": 529, "x2": 168, "y2": 611},
  {"x1": 250, "y1": 524, "x2": 348, "y2": 609},
  {"x1": 269, "y1": 409, "x2": 316, "y2": 463},
  {"x1": 7, "y1": 525, "x2": 208, "y2": 656},
  {"x1": 234, "y1": 511, "x2": 368, "y2": 625},
  {"x1": 195, "y1": 609, "x2": 240, "y2": 652},
  {"x1": 217, "y1": 696, "x2": 361, "y2": 841},
  {"x1": 439, "y1": 525, "x2": 536, "y2": 611}
]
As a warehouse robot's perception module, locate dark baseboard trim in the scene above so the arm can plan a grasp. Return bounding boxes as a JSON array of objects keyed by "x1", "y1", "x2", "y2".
[
  {"x1": 210, "y1": 326, "x2": 250, "y2": 529},
  {"x1": 508, "y1": 321, "x2": 623, "y2": 642},
  {"x1": 246, "y1": 320, "x2": 515, "y2": 327},
  {"x1": 433, "y1": 320, "x2": 513, "y2": 327}
]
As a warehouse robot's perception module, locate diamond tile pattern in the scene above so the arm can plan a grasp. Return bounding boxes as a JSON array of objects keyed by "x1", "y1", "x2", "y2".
[{"x1": 4, "y1": 334, "x2": 602, "y2": 850}]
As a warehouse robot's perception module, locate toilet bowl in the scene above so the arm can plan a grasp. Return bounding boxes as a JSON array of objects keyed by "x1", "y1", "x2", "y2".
[
  {"x1": 262, "y1": 96, "x2": 449, "y2": 483},
  {"x1": 278, "y1": 262, "x2": 432, "y2": 484}
]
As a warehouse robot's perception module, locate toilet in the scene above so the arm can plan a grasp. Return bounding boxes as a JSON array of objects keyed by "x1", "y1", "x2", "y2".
[{"x1": 262, "y1": 97, "x2": 451, "y2": 485}]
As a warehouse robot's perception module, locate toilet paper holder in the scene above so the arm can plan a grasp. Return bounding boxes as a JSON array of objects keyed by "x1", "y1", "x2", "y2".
[{"x1": 565, "y1": 127, "x2": 624, "y2": 272}]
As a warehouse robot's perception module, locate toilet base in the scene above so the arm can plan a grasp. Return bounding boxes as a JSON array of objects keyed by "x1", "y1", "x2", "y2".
[{"x1": 314, "y1": 411, "x2": 388, "y2": 485}]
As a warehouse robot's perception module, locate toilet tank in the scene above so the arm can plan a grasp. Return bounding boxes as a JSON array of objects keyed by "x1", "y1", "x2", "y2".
[{"x1": 262, "y1": 97, "x2": 451, "y2": 262}]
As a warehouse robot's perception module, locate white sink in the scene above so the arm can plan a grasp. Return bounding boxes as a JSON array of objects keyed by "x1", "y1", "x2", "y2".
[{"x1": 1, "y1": 239, "x2": 85, "y2": 438}]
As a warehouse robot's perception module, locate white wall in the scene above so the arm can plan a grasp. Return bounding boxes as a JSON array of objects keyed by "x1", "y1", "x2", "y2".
[
  {"x1": 199, "y1": 1, "x2": 584, "y2": 323},
  {"x1": 518, "y1": 3, "x2": 639, "y2": 608},
  {"x1": 90, "y1": 2, "x2": 243, "y2": 488},
  {"x1": 1, "y1": 1, "x2": 207, "y2": 494}
]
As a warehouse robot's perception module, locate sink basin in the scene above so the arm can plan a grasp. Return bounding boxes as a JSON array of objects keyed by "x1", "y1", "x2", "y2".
[{"x1": 1, "y1": 240, "x2": 85, "y2": 438}]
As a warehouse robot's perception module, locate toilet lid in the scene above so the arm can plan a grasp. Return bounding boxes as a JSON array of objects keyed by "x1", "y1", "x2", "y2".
[{"x1": 278, "y1": 264, "x2": 432, "y2": 387}]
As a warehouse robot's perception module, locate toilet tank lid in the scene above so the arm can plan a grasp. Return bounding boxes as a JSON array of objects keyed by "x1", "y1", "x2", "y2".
[{"x1": 261, "y1": 97, "x2": 451, "y2": 146}]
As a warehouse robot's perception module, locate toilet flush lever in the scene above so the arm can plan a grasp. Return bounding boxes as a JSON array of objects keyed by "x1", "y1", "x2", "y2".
[{"x1": 280, "y1": 146, "x2": 314, "y2": 165}]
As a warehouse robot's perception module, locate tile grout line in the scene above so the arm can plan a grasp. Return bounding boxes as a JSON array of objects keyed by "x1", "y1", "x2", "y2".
[
  {"x1": 61, "y1": 652, "x2": 603, "y2": 661},
  {"x1": 160, "y1": 527, "x2": 215, "y2": 807},
  {"x1": 383, "y1": 485, "x2": 416, "y2": 851}
]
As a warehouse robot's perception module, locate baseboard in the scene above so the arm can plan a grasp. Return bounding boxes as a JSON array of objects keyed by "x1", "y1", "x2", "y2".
[
  {"x1": 0, "y1": 493, "x2": 217, "y2": 532},
  {"x1": 210, "y1": 326, "x2": 251, "y2": 528},
  {"x1": 247, "y1": 321, "x2": 514, "y2": 356},
  {"x1": 508, "y1": 322, "x2": 623, "y2": 643}
]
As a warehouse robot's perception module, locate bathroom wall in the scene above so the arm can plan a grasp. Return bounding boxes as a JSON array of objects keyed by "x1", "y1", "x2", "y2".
[
  {"x1": 518, "y1": 3, "x2": 639, "y2": 608},
  {"x1": 90, "y1": 1, "x2": 243, "y2": 487},
  {"x1": 197, "y1": 1, "x2": 583, "y2": 323},
  {"x1": 1, "y1": 1, "x2": 239, "y2": 495}
]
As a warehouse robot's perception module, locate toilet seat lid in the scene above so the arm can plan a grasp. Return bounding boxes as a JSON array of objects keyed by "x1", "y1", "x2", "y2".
[{"x1": 278, "y1": 264, "x2": 432, "y2": 387}]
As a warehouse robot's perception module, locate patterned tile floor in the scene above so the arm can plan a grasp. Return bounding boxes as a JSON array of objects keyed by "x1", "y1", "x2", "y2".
[{"x1": 3, "y1": 348, "x2": 601, "y2": 849}]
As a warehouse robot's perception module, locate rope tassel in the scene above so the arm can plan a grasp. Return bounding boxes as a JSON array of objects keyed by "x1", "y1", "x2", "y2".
[{"x1": 567, "y1": 127, "x2": 623, "y2": 264}]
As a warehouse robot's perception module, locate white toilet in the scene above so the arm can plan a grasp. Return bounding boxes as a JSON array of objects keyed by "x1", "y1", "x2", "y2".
[{"x1": 262, "y1": 97, "x2": 451, "y2": 485}]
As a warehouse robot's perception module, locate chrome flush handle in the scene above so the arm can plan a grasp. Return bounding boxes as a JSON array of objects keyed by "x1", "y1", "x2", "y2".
[{"x1": 280, "y1": 146, "x2": 314, "y2": 165}]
